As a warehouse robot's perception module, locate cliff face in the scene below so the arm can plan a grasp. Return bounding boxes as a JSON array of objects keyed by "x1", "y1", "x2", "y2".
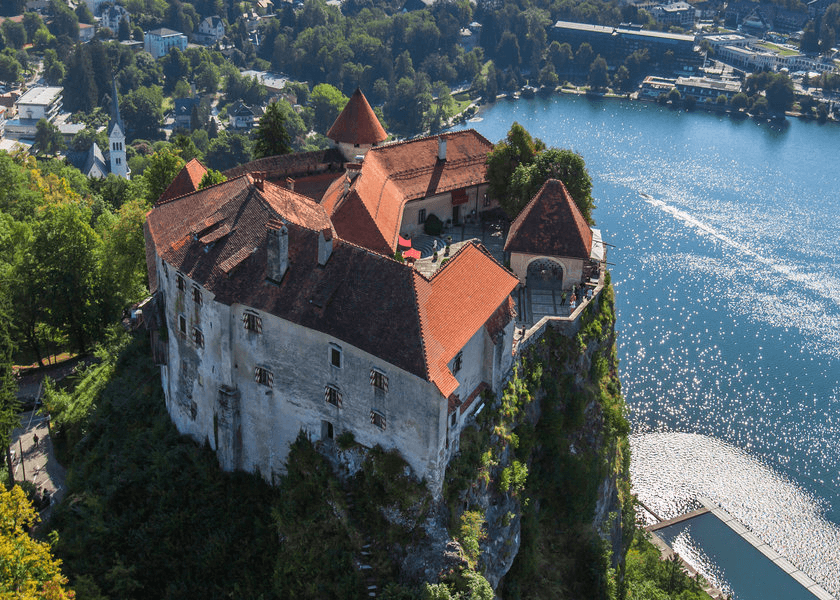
[
  {"x1": 381, "y1": 281, "x2": 631, "y2": 597},
  {"x1": 314, "y1": 282, "x2": 630, "y2": 599}
]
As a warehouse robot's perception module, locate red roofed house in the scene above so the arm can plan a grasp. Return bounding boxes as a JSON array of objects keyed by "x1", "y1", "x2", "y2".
[
  {"x1": 144, "y1": 169, "x2": 519, "y2": 496},
  {"x1": 143, "y1": 89, "x2": 605, "y2": 495},
  {"x1": 504, "y1": 178, "x2": 602, "y2": 291}
]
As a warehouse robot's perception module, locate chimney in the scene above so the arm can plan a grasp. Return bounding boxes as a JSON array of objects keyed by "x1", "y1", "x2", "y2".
[
  {"x1": 285, "y1": 177, "x2": 294, "y2": 192},
  {"x1": 318, "y1": 228, "x2": 333, "y2": 266},
  {"x1": 253, "y1": 172, "x2": 266, "y2": 191},
  {"x1": 346, "y1": 162, "x2": 362, "y2": 180},
  {"x1": 265, "y1": 221, "x2": 288, "y2": 284},
  {"x1": 438, "y1": 136, "x2": 447, "y2": 161}
]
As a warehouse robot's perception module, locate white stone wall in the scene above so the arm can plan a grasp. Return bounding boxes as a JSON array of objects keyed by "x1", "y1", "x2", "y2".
[
  {"x1": 155, "y1": 255, "x2": 454, "y2": 494},
  {"x1": 399, "y1": 183, "x2": 491, "y2": 238}
]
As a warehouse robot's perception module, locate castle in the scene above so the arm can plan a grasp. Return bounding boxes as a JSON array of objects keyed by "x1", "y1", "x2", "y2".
[{"x1": 143, "y1": 90, "x2": 600, "y2": 495}]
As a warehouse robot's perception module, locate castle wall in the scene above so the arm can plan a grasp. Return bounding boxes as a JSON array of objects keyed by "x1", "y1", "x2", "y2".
[{"x1": 156, "y1": 257, "x2": 452, "y2": 494}]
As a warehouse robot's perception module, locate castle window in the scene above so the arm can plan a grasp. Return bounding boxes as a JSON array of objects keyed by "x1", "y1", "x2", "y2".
[
  {"x1": 192, "y1": 286, "x2": 202, "y2": 305},
  {"x1": 370, "y1": 410, "x2": 386, "y2": 430},
  {"x1": 370, "y1": 369, "x2": 388, "y2": 392},
  {"x1": 162, "y1": 262, "x2": 168, "y2": 278},
  {"x1": 452, "y1": 351, "x2": 463, "y2": 375},
  {"x1": 330, "y1": 344, "x2": 342, "y2": 368},
  {"x1": 325, "y1": 385, "x2": 342, "y2": 407},
  {"x1": 418, "y1": 208, "x2": 426, "y2": 224},
  {"x1": 243, "y1": 312, "x2": 262, "y2": 333},
  {"x1": 254, "y1": 366, "x2": 273, "y2": 387},
  {"x1": 450, "y1": 411, "x2": 457, "y2": 428},
  {"x1": 178, "y1": 315, "x2": 187, "y2": 337},
  {"x1": 483, "y1": 193, "x2": 491, "y2": 207},
  {"x1": 192, "y1": 327, "x2": 204, "y2": 348},
  {"x1": 176, "y1": 275, "x2": 185, "y2": 291}
]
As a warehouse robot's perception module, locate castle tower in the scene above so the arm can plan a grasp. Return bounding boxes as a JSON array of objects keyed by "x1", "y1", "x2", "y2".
[
  {"x1": 108, "y1": 79, "x2": 130, "y2": 180},
  {"x1": 326, "y1": 88, "x2": 388, "y2": 162}
]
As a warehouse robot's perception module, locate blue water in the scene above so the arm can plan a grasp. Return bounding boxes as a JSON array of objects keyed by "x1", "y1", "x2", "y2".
[{"x1": 452, "y1": 95, "x2": 840, "y2": 594}]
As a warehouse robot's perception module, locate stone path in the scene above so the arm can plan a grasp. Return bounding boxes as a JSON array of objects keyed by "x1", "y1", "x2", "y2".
[{"x1": 10, "y1": 410, "x2": 66, "y2": 518}]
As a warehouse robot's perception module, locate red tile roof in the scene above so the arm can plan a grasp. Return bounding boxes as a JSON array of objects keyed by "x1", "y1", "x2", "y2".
[
  {"x1": 327, "y1": 129, "x2": 493, "y2": 254},
  {"x1": 413, "y1": 243, "x2": 519, "y2": 397},
  {"x1": 145, "y1": 177, "x2": 518, "y2": 399},
  {"x1": 223, "y1": 148, "x2": 345, "y2": 183},
  {"x1": 504, "y1": 179, "x2": 593, "y2": 259},
  {"x1": 157, "y1": 158, "x2": 207, "y2": 203},
  {"x1": 326, "y1": 88, "x2": 388, "y2": 146}
]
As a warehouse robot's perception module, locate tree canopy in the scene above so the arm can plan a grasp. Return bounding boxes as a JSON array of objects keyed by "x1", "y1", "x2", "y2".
[
  {"x1": 487, "y1": 123, "x2": 594, "y2": 222},
  {"x1": 253, "y1": 101, "x2": 292, "y2": 159}
]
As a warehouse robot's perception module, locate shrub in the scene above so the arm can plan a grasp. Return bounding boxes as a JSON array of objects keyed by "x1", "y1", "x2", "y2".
[{"x1": 424, "y1": 213, "x2": 443, "y2": 236}]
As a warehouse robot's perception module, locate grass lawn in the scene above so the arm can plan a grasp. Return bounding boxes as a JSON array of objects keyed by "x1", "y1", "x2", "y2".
[{"x1": 758, "y1": 42, "x2": 799, "y2": 57}]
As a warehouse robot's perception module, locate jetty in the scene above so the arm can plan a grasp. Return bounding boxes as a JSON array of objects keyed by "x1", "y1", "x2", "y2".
[{"x1": 697, "y1": 497, "x2": 835, "y2": 600}]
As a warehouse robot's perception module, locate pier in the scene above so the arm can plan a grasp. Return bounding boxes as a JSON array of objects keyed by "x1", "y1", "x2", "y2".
[{"x1": 697, "y1": 497, "x2": 835, "y2": 600}]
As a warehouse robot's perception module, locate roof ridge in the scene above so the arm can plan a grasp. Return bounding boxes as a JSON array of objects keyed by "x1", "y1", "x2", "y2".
[
  {"x1": 369, "y1": 128, "x2": 488, "y2": 154},
  {"x1": 410, "y1": 270, "x2": 433, "y2": 384},
  {"x1": 154, "y1": 172, "x2": 248, "y2": 207}
]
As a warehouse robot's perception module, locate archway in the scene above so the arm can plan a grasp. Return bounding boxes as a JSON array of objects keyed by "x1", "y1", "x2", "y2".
[{"x1": 526, "y1": 258, "x2": 564, "y2": 291}]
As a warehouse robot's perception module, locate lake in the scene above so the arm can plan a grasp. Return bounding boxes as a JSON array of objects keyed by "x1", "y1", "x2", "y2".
[{"x1": 452, "y1": 94, "x2": 840, "y2": 597}]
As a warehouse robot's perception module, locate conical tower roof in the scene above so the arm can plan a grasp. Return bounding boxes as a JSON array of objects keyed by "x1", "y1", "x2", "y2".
[
  {"x1": 504, "y1": 179, "x2": 592, "y2": 259},
  {"x1": 326, "y1": 88, "x2": 388, "y2": 145}
]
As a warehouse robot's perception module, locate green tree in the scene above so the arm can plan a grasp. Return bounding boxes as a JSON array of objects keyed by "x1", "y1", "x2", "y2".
[
  {"x1": 0, "y1": 50, "x2": 21, "y2": 87},
  {"x1": 0, "y1": 486, "x2": 74, "y2": 598},
  {"x1": 48, "y1": 0, "x2": 80, "y2": 39},
  {"x1": 253, "y1": 101, "x2": 292, "y2": 159},
  {"x1": 141, "y1": 148, "x2": 185, "y2": 203},
  {"x1": 204, "y1": 132, "x2": 252, "y2": 171},
  {"x1": 121, "y1": 86, "x2": 165, "y2": 140},
  {"x1": 98, "y1": 198, "x2": 150, "y2": 314},
  {"x1": 199, "y1": 169, "x2": 227, "y2": 188},
  {"x1": 75, "y1": 2, "x2": 95, "y2": 25},
  {"x1": 765, "y1": 74, "x2": 795, "y2": 113},
  {"x1": 310, "y1": 83, "x2": 348, "y2": 134},
  {"x1": 32, "y1": 202, "x2": 103, "y2": 354},
  {"x1": 588, "y1": 55, "x2": 609, "y2": 91},
  {"x1": 118, "y1": 18, "x2": 131, "y2": 41},
  {"x1": 731, "y1": 92, "x2": 748, "y2": 110},
  {"x1": 510, "y1": 148, "x2": 594, "y2": 222},
  {"x1": 33, "y1": 119, "x2": 64, "y2": 157},
  {"x1": 485, "y1": 122, "x2": 542, "y2": 212},
  {"x1": 43, "y1": 49, "x2": 65, "y2": 85},
  {"x1": 1, "y1": 20, "x2": 26, "y2": 49}
]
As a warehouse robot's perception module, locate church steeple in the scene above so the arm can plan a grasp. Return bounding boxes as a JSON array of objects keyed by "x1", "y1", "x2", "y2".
[{"x1": 108, "y1": 78, "x2": 130, "y2": 180}]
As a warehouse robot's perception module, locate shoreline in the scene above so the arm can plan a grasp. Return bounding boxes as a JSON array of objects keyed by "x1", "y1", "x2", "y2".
[{"x1": 457, "y1": 83, "x2": 838, "y2": 127}]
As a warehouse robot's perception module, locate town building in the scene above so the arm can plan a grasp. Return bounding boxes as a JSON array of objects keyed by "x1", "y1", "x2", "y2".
[
  {"x1": 144, "y1": 90, "x2": 605, "y2": 496},
  {"x1": 228, "y1": 100, "x2": 259, "y2": 130},
  {"x1": 144, "y1": 28, "x2": 188, "y2": 59},
  {"x1": 675, "y1": 75, "x2": 741, "y2": 101},
  {"x1": 100, "y1": 4, "x2": 130, "y2": 33},
  {"x1": 650, "y1": 2, "x2": 695, "y2": 29},
  {"x1": 66, "y1": 82, "x2": 130, "y2": 179},
  {"x1": 4, "y1": 87, "x2": 62, "y2": 139},
  {"x1": 174, "y1": 97, "x2": 200, "y2": 130},
  {"x1": 196, "y1": 16, "x2": 225, "y2": 45},
  {"x1": 15, "y1": 86, "x2": 62, "y2": 122},
  {"x1": 551, "y1": 21, "x2": 700, "y2": 67},
  {"x1": 78, "y1": 22, "x2": 95, "y2": 42}
]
